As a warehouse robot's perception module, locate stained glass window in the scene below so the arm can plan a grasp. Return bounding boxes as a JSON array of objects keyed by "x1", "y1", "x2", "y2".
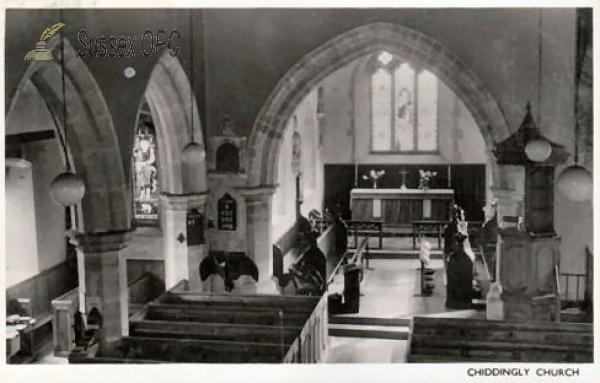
[
  {"x1": 394, "y1": 63, "x2": 415, "y2": 151},
  {"x1": 370, "y1": 51, "x2": 439, "y2": 152},
  {"x1": 371, "y1": 68, "x2": 392, "y2": 151},
  {"x1": 133, "y1": 103, "x2": 159, "y2": 222},
  {"x1": 417, "y1": 70, "x2": 438, "y2": 151}
]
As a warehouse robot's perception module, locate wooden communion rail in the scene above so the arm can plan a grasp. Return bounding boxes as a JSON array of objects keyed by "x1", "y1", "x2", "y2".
[{"x1": 69, "y1": 286, "x2": 328, "y2": 363}]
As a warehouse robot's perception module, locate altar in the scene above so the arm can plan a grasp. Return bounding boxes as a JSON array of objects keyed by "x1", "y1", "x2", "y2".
[{"x1": 350, "y1": 188, "x2": 454, "y2": 225}]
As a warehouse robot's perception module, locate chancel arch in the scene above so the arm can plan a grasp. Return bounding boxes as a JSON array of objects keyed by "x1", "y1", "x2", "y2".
[{"x1": 247, "y1": 22, "x2": 511, "y2": 191}]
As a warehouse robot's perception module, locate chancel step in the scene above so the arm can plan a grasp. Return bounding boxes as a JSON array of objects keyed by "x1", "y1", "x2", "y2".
[
  {"x1": 329, "y1": 316, "x2": 410, "y2": 327},
  {"x1": 328, "y1": 323, "x2": 409, "y2": 340},
  {"x1": 354, "y1": 249, "x2": 444, "y2": 260}
]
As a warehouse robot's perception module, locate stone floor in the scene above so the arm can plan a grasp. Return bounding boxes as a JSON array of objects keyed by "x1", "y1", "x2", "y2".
[{"x1": 324, "y1": 235, "x2": 485, "y2": 363}]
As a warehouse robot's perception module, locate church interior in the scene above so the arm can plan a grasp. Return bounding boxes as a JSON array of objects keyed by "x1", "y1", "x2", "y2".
[{"x1": 4, "y1": 8, "x2": 594, "y2": 364}]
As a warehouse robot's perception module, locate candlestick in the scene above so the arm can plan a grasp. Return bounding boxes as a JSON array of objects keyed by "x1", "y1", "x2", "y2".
[{"x1": 399, "y1": 170, "x2": 409, "y2": 190}]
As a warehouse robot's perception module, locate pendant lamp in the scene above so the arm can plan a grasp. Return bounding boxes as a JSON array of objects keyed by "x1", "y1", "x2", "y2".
[
  {"x1": 50, "y1": 10, "x2": 85, "y2": 207},
  {"x1": 181, "y1": 10, "x2": 204, "y2": 165},
  {"x1": 556, "y1": 12, "x2": 593, "y2": 202},
  {"x1": 525, "y1": 11, "x2": 552, "y2": 163}
]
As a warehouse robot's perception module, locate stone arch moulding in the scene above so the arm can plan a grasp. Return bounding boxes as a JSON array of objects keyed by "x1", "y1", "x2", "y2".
[
  {"x1": 144, "y1": 50, "x2": 208, "y2": 194},
  {"x1": 246, "y1": 22, "x2": 512, "y2": 190},
  {"x1": 7, "y1": 37, "x2": 130, "y2": 233}
]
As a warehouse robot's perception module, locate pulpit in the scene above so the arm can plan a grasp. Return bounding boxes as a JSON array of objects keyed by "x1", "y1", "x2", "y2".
[
  {"x1": 493, "y1": 103, "x2": 569, "y2": 322},
  {"x1": 350, "y1": 188, "x2": 454, "y2": 225}
]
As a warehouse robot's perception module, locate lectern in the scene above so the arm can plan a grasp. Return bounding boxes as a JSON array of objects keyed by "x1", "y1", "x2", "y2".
[{"x1": 493, "y1": 103, "x2": 569, "y2": 322}]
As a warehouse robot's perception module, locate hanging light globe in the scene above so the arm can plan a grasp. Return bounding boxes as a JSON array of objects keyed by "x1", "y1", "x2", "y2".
[
  {"x1": 556, "y1": 165, "x2": 593, "y2": 202},
  {"x1": 49, "y1": 171, "x2": 86, "y2": 206},
  {"x1": 181, "y1": 141, "x2": 205, "y2": 165},
  {"x1": 525, "y1": 138, "x2": 552, "y2": 162}
]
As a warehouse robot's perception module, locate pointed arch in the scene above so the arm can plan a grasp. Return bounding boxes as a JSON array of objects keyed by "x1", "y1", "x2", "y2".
[
  {"x1": 143, "y1": 50, "x2": 207, "y2": 194},
  {"x1": 8, "y1": 37, "x2": 129, "y2": 232},
  {"x1": 246, "y1": 22, "x2": 511, "y2": 188}
]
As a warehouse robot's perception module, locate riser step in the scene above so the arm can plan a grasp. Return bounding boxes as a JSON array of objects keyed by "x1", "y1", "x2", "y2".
[
  {"x1": 354, "y1": 252, "x2": 444, "y2": 260},
  {"x1": 329, "y1": 328, "x2": 409, "y2": 340},
  {"x1": 329, "y1": 316, "x2": 410, "y2": 327},
  {"x1": 329, "y1": 324, "x2": 409, "y2": 340}
]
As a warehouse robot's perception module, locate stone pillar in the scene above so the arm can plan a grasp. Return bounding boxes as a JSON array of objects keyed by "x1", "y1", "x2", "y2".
[
  {"x1": 499, "y1": 232, "x2": 561, "y2": 322},
  {"x1": 238, "y1": 186, "x2": 277, "y2": 294},
  {"x1": 160, "y1": 193, "x2": 209, "y2": 291},
  {"x1": 70, "y1": 231, "x2": 130, "y2": 343}
]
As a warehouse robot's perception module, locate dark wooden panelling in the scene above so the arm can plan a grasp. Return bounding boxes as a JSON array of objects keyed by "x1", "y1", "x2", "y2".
[
  {"x1": 6, "y1": 259, "x2": 78, "y2": 319},
  {"x1": 126, "y1": 259, "x2": 165, "y2": 286},
  {"x1": 325, "y1": 164, "x2": 486, "y2": 222}
]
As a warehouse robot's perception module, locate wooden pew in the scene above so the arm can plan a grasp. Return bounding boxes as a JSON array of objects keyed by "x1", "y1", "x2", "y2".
[
  {"x1": 407, "y1": 316, "x2": 594, "y2": 363},
  {"x1": 159, "y1": 291, "x2": 319, "y2": 312},
  {"x1": 145, "y1": 302, "x2": 309, "y2": 326},
  {"x1": 130, "y1": 318, "x2": 301, "y2": 345},
  {"x1": 119, "y1": 336, "x2": 282, "y2": 363}
]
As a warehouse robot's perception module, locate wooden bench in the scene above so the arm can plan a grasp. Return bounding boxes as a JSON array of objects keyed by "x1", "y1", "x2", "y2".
[
  {"x1": 144, "y1": 302, "x2": 308, "y2": 326},
  {"x1": 158, "y1": 291, "x2": 319, "y2": 312},
  {"x1": 131, "y1": 316, "x2": 301, "y2": 344},
  {"x1": 346, "y1": 220, "x2": 383, "y2": 249},
  {"x1": 69, "y1": 287, "x2": 327, "y2": 364},
  {"x1": 407, "y1": 316, "x2": 593, "y2": 363},
  {"x1": 118, "y1": 336, "x2": 282, "y2": 363}
]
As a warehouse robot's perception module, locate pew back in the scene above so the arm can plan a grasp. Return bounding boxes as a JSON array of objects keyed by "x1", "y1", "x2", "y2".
[{"x1": 407, "y1": 316, "x2": 594, "y2": 363}]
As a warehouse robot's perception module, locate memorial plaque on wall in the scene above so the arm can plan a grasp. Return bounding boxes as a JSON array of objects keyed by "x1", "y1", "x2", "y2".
[
  {"x1": 218, "y1": 194, "x2": 237, "y2": 231},
  {"x1": 187, "y1": 209, "x2": 205, "y2": 245}
]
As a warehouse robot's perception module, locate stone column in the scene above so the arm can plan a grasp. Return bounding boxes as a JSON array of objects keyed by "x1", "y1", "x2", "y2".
[
  {"x1": 238, "y1": 186, "x2": 277, "y2": 294},
  {"x1": 160, "y1": 193, "x2": 209, "y2": 291},
  {"x1": 70, "y1": 231, "x2": 130, "y2": 343}
]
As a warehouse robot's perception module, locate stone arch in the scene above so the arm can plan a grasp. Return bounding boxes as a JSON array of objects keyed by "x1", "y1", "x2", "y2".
[
  {"x1": 143, "y1": 50, "x2": 207, "y2": 194},
  {"x1": 246, "y1": 22, "x2": 511, "y2": 189},
  {"x1": 7, "y1": 37, "x2": 129, "y2": 233}
]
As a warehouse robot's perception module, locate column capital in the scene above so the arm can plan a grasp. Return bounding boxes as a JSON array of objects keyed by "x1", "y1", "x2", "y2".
[
  {"x1": 236, "y1": 185, "x2": 277, "y2": 203},
  {"x1": 67, "y1": 230, "x2": 132, "y2": 253},
  {"x1": 160, "y1": 192, "x2": 209, "y2": 211}
]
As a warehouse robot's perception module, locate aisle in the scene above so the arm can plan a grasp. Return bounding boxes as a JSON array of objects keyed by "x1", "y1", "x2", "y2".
[{"x1": 324, "y1": 257, "x2": 482, "y2": 363}]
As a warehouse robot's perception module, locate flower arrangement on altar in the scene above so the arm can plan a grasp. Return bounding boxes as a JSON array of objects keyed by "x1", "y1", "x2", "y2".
[
  {"x1": 418, "y1": 169, "x2": 437, "y2": 190},
  {"x1": 362, "y1": 169, "x2": 385, "y2": 189}
]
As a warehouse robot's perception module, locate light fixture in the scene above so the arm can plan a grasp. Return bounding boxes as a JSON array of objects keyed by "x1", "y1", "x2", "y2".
[
  {"x1": 525, "y1": 138, "x2": 551, "y2": 162},
  {"x1": 124, "y1": 66, "x2": 136, "y2": 78},
  {"x1": 556, "y1": 12, "x2": 593, "y2": 202},
  {"x1": 556, "y1": 165, "x2": 592, "y2": 202},
  {"x1": 525, "y1": 11, "x2": 552, "y2": 163},
  {"x1": 49, "y1": 9, "x2": 86, "y2": 207},
  {"x1": 181, "y1": 10, "x2": 204, "y2": 165}
]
